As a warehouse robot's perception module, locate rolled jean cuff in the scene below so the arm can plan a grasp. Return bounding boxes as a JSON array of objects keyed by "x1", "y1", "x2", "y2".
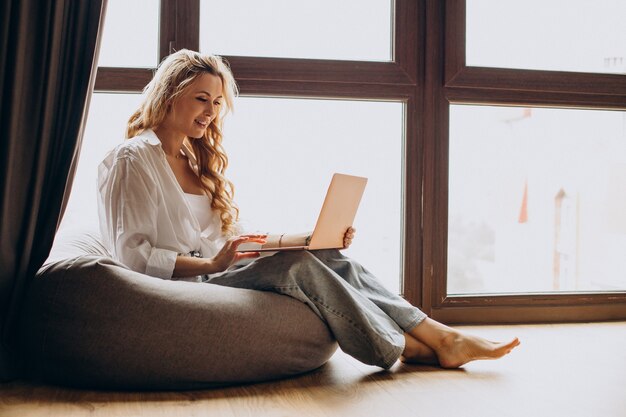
[
  {"x1": 401, "y1": 311, "x2": 428, "y2": 333},
  {"x1": 379, "y1": 336, "x2": 405, "y2": 369}
]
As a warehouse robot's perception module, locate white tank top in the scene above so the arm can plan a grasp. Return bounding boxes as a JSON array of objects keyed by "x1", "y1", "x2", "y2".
[{"x1": 183, "y1": 192, "x2": 213, "y2": 231}]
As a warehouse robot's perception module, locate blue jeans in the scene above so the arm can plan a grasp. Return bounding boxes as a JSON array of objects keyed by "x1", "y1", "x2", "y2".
[{"x1": 206, "y1": 250, "x2": 427, "y2": 368}]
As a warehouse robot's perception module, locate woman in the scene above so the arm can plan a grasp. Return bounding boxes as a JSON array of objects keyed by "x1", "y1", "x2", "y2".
[{"x1": 98, "y1": 49, "x2": 519, "y2": 369}]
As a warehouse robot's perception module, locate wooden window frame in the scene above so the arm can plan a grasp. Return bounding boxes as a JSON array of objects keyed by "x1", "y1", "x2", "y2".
[
  {"x1": 422, "y1": 0, "x2": 626, "y2": 324},
  {"x1": 93, "y1": 0, "x2": 626, "y2": 324},
  {"x1": 93, "y1": 0, "x2": 426, "y2": 307}
]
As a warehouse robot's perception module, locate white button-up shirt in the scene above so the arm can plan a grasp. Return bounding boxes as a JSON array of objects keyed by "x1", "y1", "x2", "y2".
[{"x1": 97, "y1": 129, "x2": 232, "y2": 280}]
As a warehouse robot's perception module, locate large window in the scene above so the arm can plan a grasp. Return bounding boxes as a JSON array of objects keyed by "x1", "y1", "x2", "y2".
[
  {"x1": 422, "y1": 1, "x2": 626, "y2": 323},
  {"x1": 68, "y1": 0, "x2": 626, "y2": 323}
]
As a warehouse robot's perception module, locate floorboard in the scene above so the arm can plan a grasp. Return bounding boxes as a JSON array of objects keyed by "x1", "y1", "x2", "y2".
[{"x1": 2, "y1": 322, "x2": 625, "y2": 417}]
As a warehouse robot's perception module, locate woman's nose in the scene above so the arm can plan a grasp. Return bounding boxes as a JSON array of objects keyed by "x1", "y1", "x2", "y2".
[{"x1": 205, "y1": 103, "x2": 216, "y2": 117}]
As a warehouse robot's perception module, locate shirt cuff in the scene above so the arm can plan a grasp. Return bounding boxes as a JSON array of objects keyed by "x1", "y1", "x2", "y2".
[{"x1": 146, "y1": 247, "x2": 178, "y2": 279}]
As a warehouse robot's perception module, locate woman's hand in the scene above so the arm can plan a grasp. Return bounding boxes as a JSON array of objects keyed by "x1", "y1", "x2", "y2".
[
  {"x1": 343, "y1": 227, "x2": 356, "y2": 249},
  {"x1": 209, "y1": 234, "x2": 267, "y2": 273}
]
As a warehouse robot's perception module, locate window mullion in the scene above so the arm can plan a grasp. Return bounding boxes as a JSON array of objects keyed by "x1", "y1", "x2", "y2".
[{"x1": 159, "y1": 0, "x2": 199, "y2": 63}]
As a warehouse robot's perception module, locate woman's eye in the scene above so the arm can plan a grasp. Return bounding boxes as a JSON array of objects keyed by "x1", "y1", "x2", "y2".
[
  {"x1": 197, "y1": 97, "x2": 208, "y2": 102},
  {"x1": 214, "y1": 102, "x2": 222, "y2": 106}
]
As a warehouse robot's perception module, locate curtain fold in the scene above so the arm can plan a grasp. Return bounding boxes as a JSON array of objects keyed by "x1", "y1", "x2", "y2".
[{"x1": 0, "y1": 0, "x2": 106, "y2": 381}]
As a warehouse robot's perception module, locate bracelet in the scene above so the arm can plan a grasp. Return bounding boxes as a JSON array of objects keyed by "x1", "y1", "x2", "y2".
[
  {"x1": 278, "y1": 234, "x2": 285, "y2": 248},
  {"x1": 305, "y1": 234, "x2": 312, "y2": 246}
]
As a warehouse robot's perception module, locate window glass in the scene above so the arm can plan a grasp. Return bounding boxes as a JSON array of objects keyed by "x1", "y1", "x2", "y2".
[
  {"x1": 448, "y1": 104, "x2": 626, "y2": 294},
  {"x1": 466, "y1": 0, "x2": 626, "y2": 74},
  {"x1": 224, "y1": 97, "x2": 404, "y2": 293},
  {"x1": 98, "y1": 0, "x2": 160, "y2": 67},
  {"x1": 200, "y1": 0, "x2": 393, "y2": 61}
]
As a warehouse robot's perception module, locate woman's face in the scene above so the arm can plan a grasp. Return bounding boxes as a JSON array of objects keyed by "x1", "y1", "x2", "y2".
[{"x1": 165, "y1": 72, "x2": 224, "y2": 139}]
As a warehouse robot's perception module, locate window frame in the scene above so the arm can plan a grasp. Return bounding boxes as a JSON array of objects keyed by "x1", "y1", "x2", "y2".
[
  {"x1": 422, "y1": 0, "x2": 626, "y2": 324},
  {"x1": 93, "y1": 0, "x2": 626, "y2": 324}
]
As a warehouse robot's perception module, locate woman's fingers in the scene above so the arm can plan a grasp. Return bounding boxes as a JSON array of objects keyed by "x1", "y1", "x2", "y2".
[
  {"x1": 212, "y1": 235, "x2": 267, "y2": 272},
  {"x1": 228, "y1": 235, "x2": 267, "y2": 249},
  {"x1": 343, "y1": 227, "x2": 356, "y2": 249}
]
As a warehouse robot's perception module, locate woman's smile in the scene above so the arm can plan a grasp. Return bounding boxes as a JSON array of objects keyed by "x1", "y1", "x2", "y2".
[{"x1": 194, "y1": 118, "x2": 209, "y2": 128}]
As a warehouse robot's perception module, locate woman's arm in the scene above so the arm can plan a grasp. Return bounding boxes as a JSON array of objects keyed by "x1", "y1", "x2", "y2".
[
  {"x1": 99, "y1": 154, "x2": 179, "y2": 278},
  {"x1": 172, "y1": 256, "x2": 216, "y2": 277},
  {"x1": 261, "y1": 232, "x2": 310, "y2": 249},
  {"x1": 260, "y1": 227, "x2": 356, "y2": 250},
  {"x1": 173, "y1": 234, "x2": 267, "y2": 277}
]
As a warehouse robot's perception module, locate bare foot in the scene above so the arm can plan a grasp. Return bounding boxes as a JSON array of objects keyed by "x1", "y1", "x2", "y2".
[
  {"x1": 400, "y1": 333, "x2": 440, "y2": 365},
  {"x1": 435, "y1": 332, "x2": 520, "y2": 369}
]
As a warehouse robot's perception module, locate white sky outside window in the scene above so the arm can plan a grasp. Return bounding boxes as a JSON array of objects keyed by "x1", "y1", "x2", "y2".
[
  {"x1": 467, "y1": 0, "x2": 626, "y2": 74},
  {"x1": 200, "y1": 0, "x2": 393, "y2": 61},
  {"x1": 448, "y1": 105, "x2": 626, "y2": 295},
  {"x1": 98, "y1": 1, "x2": 159, "y2": 67}
]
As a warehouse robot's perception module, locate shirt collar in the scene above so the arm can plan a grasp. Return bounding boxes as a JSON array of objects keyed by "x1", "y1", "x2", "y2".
[
  {"x1": 139, "y1": 129, "x2": 198, "y2": 173},
  {"x1": 138, "y1": 128, "x2": 162, "y2": 147}
]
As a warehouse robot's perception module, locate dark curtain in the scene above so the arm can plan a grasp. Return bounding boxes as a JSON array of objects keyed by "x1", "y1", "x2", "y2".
[{"x1": 0, "y1": 0, "x2": 106, "y2": 381}]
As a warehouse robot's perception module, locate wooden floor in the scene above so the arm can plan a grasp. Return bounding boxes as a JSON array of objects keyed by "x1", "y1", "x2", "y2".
[{"x1": 2, "y1": 322, "x2": 626, "y2": 417}]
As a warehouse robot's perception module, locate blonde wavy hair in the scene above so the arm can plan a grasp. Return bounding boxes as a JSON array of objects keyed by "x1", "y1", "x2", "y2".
[{"x1": 126, "y1": 49, "x2": 240, "y2": 236}]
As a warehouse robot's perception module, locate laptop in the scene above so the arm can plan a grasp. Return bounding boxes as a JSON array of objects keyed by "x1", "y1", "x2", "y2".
[{"x1": 237, "y1": 173, "x2": 367, "y2": 252}]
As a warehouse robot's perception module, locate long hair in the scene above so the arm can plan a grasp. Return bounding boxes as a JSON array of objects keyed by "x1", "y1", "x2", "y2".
[{"x1": 126, "y1": 49, "x2": 240, "y2": 236}]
